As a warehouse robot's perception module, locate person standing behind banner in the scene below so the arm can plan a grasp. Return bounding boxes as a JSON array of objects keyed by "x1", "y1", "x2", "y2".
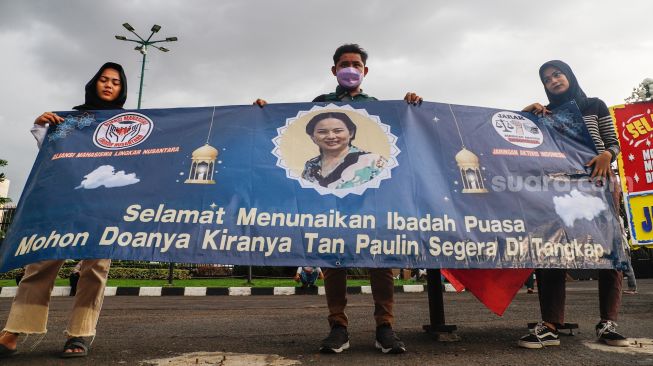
[
  {"x1": 524, "y1": 272, "x2": 535, "y2": 294},
  {"x1": 0, "y1": 62, "x2": 127, "y2": 359},
  {"x1": 622, "y1": 247, "x2": 637, "y2": 295},
  {"x1": 14, "y1": 267, "x2": 24, "y2": 286},
  {"x1": 254, "y1": 43, "x2": 422, "y2": 355},
  {"x1": 517, "y1": 60, "x2": 628, "y2": 349},
  {"x1": 294, "y1": 266, "x2": 324, "y2": 288},
  {"x1": 69, "y1": 261, "x2": 82, "y2": 296}
]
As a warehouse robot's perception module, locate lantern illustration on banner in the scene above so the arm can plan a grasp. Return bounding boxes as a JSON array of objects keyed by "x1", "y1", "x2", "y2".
[
  {"x1": 455, "y1": 148, "x2": 486, "y2": 192},
  {"x1": 185, "y1": 144, "x2": 218, "y2": 184},
  {"x1": 185, "y1": 107, "x2": 218, "y2": 185},
  {"x1": 449, "y1": 105, "x2": 488, "y2": 193}
]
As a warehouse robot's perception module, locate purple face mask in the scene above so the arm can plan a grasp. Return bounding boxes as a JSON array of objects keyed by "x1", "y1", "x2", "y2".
[{"x1": 336, "y1": 67, "x2": 364, "y2": 89}]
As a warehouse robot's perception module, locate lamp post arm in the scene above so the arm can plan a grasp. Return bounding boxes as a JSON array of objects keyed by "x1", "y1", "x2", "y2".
[
  {"x1": 145, "y1": 31, "x2": 156, "y2": 43},
  {"x1": 121, "y1": 38, "x2": 146, "y2": 45},
  {"x1": 127, "y1": 29, "x2": 146, "y2": 42}
]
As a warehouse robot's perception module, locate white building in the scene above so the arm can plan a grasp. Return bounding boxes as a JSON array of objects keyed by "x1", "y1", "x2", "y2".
[
  {"x1": 0, "y1": 179, "x2": 9, "y2": 230},
  {"x1": 0, "y1": 179, "x2": 9, "y2": 200}
]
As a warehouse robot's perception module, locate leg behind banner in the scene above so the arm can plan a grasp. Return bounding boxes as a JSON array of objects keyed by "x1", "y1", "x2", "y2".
[{"x1": 422, "y1": 269, "x2": 459, "y2": 341}]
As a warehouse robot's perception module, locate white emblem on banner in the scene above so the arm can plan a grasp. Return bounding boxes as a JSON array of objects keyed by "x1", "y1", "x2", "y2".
[
  {"x1": 491, "y1": 111, "x2": 543, "y2": 148},
  {"x1": 93, "y1": 112, "x2": 154, "y2": 150}
]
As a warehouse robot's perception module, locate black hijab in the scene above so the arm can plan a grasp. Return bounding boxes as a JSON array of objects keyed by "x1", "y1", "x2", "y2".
[
  {"x1": 538, "y1": 60, "x2": 588, "y2": 111},
  {"x1": 73, "y1": 62, "x2": 128, "y2": 111}
]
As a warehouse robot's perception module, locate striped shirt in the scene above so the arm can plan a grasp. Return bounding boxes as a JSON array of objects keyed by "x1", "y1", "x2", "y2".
[{"x1": 581, "y1": 98, "x2": 620, "y2": 160}]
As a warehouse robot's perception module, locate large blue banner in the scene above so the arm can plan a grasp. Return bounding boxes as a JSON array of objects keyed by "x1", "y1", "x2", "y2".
[{"x1": 0, "y1": 101, "x2": 627, "y2": 271}]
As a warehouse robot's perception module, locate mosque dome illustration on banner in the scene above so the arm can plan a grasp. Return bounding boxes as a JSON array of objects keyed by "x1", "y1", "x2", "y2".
[
  {"x1": 185, "y1": 107, "x2": 219, "y2": 185},
  {"x1": 192, "y1": 144, "x2": 218, "y2": 160},
  {"x1": 455, "y1": 148, "x2": 479, "y2": 165}
]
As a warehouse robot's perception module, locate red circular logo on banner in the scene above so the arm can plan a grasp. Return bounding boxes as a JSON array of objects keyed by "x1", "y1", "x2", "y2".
[{"x1": 93, "y1": 112, "x2": 154, "y2": 150}]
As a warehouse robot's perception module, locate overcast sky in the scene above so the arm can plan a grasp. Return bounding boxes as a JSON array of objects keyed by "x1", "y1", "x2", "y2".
[{"x1": 1, "y1": 0, "x2": 651, "y2": 202}]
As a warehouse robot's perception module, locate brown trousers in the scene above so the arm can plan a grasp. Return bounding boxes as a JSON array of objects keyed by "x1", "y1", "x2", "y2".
[
  {"x1": 3, "y1": 259, "x2": 111, "y2": 337},
  {"x1": 323, "y1": 268, "x2": 394, "y2": 328},
  {"x1": 536, "y1": 268, "x2": 622, "y2": 324}
]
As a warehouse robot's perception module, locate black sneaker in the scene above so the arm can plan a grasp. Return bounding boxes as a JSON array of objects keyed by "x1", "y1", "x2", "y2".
[
  {"x1": 375, "y1": 324, "x2": 406, "y2": 354},
  {"x1": 320, "y1": 325, "x2": 350, "y2": 353},
  {"x1": 596, "y1": 320, "x2": 629, "y2": 347},
  {"x1": 518, "y1": 322, "x2": 560, "y2": 349}
]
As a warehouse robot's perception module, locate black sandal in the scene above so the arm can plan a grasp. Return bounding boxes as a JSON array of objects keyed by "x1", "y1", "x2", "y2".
[
  {"x1": 0, "y1": 343, "x2": 17, "y2": 358},
  {"x1": 60, "y1": 337, "x2": 88, "y2": 358}
]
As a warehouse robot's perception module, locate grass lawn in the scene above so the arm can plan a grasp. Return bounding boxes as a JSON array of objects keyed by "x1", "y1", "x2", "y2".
[{"x1": 0, "y1": 278, "x2": 425, "y2": 288}]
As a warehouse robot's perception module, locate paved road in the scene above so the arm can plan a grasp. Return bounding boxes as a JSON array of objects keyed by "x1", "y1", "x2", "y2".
[{"x1": 1, "y1": 279, "x2": 651, "y2": 365}]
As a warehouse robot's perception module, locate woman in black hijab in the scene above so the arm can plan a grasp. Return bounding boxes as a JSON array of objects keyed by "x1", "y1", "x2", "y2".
[
  {"x1": 74, "y1": 62, "x2": 127, "y2": 110},
  {"x1": 32, "y1": 62, "x2": 127, "y2": 132},
  {"x1": 0, "y1": 62, "x2": 127, "y2": 359},
  {"x1": 524, "y1": 60, "x2": 620, "y2": 178},
  {"x1": 518, "y1": 60, "x2": 627, "y2": 350}
]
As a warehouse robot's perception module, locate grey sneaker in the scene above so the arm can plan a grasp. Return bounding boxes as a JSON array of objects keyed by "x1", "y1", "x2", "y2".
[
  {"x1": 375, "y1": 324, "x2": 406, "y2": 354},
  {"x1": 596, "y1": 320, "x2": 629, "y2": 347},
  {"x1": 518, "y1": 322, "x2": 560, "y2": 349},
  {"x1": 320, "y1": 325, "x2": 350, "y2": 353}
]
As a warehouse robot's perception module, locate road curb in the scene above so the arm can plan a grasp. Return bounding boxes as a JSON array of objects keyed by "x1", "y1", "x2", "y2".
[{"x1": 0, "y1": 283, "x2": 459, "y2": 297}]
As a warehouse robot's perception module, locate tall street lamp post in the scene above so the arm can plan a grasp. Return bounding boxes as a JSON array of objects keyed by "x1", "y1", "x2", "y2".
[{"x1": 115, "y1": 23, "x2": 178, "y2": 108}]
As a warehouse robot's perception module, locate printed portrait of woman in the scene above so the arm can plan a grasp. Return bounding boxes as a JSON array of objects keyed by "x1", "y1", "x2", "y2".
[{"x1": 301, "y1": 112, "x2": 387, "y2": 189}]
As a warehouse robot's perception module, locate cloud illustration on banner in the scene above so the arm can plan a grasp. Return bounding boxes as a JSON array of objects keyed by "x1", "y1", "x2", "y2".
[
  {"x1": 553, "y1": 189, "x2": 607, "y2": 226},
  {"x1": 76, "y1": 165, "x2": 140, "y2": 189}
]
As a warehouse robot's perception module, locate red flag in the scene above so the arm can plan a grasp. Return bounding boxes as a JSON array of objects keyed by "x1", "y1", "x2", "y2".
[{"x1": 441, "y1": 269, "x2": 533, "y2": 316}]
